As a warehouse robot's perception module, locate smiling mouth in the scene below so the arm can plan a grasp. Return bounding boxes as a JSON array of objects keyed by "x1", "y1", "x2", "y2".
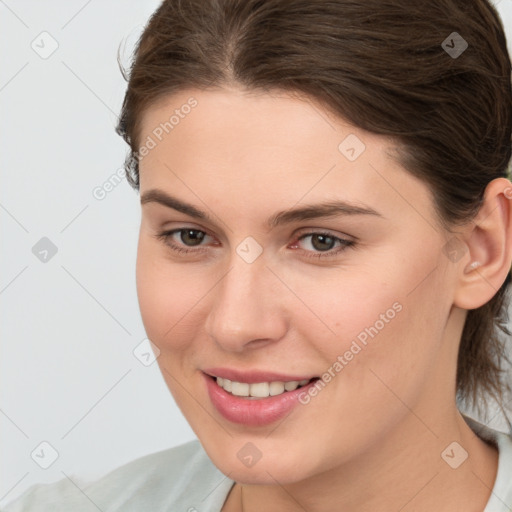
[{"x1": 211, "y1": 375, "x2": 319, "y2": 399}]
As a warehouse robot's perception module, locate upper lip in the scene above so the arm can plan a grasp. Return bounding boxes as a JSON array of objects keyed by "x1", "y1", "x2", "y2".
[{"x1": 202, "y1": 367, "x2": 318, "y2": 384}]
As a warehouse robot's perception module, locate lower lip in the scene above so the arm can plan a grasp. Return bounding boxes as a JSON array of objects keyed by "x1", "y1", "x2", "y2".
[{"x1": 203, "y1": 373, "x2": 318, "y2": 426}]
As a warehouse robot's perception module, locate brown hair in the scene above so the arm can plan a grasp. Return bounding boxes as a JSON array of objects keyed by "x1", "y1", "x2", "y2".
[{"x1": 116, "y1": 0, "x2": 512, "y2": 421}]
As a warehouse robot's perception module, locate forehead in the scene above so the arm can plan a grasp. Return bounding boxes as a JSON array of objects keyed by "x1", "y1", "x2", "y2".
[
  {"x1": 137, "y1": 87, "x2": 437, "y2": 228},
  {"x1": 138, "y1": 86, "x2": 388, "y2": 158}
]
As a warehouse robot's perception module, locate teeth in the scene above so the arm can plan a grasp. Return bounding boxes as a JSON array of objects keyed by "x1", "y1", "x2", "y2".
[
  {"x1": 231, "y1": 382, "x2": 250, "y2": 396},
  {"x1": 284, "y1": 381, "x2": 299, "y2": 391},
  {"x1": 269, "y1": 382, "x2": 285, "y2": 395},
  {"x1": 215, "y1": 377, "x2": 312, "y2": 398},
  {"x1": 250, "y1": 382, "x2": 270, "y2": 397}
]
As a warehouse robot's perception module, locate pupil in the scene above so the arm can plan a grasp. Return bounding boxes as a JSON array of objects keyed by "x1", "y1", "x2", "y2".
[
  {"x1": 182, "y1": 230, "x2": 205, "y2": 246},
  {"x1": 312, "y1": 234, "x2": 334, "y2": 251}
]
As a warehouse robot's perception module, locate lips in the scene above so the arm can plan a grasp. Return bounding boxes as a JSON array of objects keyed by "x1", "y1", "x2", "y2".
[{"x1": 202, "y1": 370, "x2": 321, "y2": 426}]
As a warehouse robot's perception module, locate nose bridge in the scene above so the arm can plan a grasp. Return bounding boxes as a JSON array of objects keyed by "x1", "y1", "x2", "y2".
[{"x1": 204, "y1": 250, "x2": 286, "y2": 350}]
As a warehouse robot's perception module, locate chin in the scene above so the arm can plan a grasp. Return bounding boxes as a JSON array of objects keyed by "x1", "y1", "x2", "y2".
[
  {"x1": 218, "y1": 462, "x2": 308, "y2": 486},
  {"x1": 203, "y1": 440, "x2": 315, "y2": 485}
]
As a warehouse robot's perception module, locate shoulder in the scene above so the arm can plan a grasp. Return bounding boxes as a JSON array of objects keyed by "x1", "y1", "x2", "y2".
[
  {"x1": 2, "y1": 439, "x2": 234, "y2": 512},
  {"x1": 463, "y1": 414, "x2": 512, "y2": 512},
  {"x1": 485, "y1": 427, "x2": 512, "y2": 511}
]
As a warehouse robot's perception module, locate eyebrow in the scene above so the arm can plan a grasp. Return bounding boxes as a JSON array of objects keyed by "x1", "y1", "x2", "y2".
[{"x1": 140, "y1": 189, "x2": 383, "y2": 229}]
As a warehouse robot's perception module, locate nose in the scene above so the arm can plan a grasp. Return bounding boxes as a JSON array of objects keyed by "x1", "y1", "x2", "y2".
[{"x1": 204, "y1": 251, "x2": 288, "y2": 352}]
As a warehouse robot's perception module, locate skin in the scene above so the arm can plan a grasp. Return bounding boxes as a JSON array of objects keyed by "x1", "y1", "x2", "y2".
[{"x1": 135, "y1": 86, "x2": 512, "y2": 512}]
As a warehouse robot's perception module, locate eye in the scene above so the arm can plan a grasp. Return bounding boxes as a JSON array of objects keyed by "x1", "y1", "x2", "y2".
[
  {"x1": 153, "y1": 228, "x2": 356, "y2": 259},
  {"x1": 154, "y1": 228, "x2": 213, "y2": 255},
  {"x1": 290, "y1": 231, "x2": 355, "y2": 259}
]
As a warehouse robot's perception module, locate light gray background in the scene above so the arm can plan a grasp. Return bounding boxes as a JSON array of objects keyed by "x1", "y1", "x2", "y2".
[{"x1": 1, "y1": 0, "x2": 511, "y2": 506}]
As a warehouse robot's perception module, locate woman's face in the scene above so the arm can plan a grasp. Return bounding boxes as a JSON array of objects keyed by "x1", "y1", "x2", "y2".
[{"x1": 136, "y1": 86, "x2": 462, "y2": 484}]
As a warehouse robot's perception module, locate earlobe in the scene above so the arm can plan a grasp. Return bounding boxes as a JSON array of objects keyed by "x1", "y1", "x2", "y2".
[{"x1": 453, "y1": 177, "x2": 512, "y2": 310}]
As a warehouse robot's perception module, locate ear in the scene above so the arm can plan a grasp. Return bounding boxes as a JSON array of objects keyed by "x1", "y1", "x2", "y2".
[{"x1": 453, "y1": 177, "x2": 512, "y2": 310}]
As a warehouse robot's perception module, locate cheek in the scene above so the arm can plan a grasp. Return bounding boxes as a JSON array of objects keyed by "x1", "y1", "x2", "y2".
[
  {"x1": 300, "y1": 263, "x2": 444, "y2": 393},
  {"x1": 135, "y1": 237, "x2": 201, "y2": 350},
  {"x1": 300, "y1": 271, "x2": 400, "y2": 351}
]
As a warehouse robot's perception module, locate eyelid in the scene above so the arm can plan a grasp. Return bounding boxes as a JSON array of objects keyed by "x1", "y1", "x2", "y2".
[
  {"x1": 158, "y1": 222, "x2": 354, "y2": 242},
  {"x1": 156, "y1": 225, "x2": 353, "y2": 246},
  {"x1": 293, "y1": 226, "x2": 356, "y2": 241},
  {"x1": 162, "y1": 227, "x2": 216, "y2": 246}
]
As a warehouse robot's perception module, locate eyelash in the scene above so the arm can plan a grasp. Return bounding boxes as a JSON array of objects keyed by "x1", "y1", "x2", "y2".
[{"x1": 154, "y1": 228, "x2": 356, "y2": 260}]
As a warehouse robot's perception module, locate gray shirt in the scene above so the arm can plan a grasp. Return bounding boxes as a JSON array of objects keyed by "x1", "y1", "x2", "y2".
[{"x1": 3, "y1": 414, "x2": 512, "y2": 511}]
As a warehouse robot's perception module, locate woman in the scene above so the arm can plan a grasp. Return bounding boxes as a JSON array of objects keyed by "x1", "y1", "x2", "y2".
[{"x1": 5, "y1": 0, "x2": 512, "y2": 510}]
